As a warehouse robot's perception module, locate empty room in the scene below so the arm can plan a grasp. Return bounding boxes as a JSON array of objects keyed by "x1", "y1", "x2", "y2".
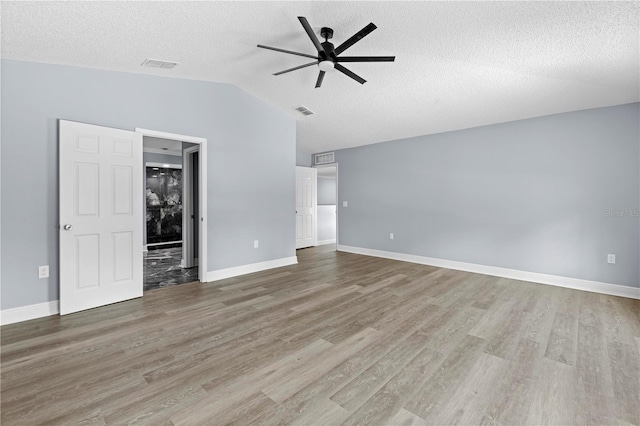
[{"x1": 1, "y1": 1, "x2": 639, "y2": 425}]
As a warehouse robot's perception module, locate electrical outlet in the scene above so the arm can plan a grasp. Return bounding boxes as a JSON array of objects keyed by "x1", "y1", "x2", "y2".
[
  {"x1": 342, "y1": 201, "x2": 348, "y2": 207},
  {"x1": 607, "y1": 254, "x2": 616, "y2": 264},
  {"x1": 254, "y1": 240, "x2": 259, "y2": 249},
  {"x1": 38, "y1": 265, "x2": 49, "y2": 279},
  {"x1": 389, "y1": 233, "x2": 394, "y2": 240}
]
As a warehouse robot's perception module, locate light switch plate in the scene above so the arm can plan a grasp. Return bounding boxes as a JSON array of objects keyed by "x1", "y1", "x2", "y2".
[{"x1": 342, "y1": 201, "x2": 348, "y2": 207}]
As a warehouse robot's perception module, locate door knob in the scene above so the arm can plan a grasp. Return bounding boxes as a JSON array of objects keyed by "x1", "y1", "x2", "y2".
[{"x1": 63, "y1": 224, "x2": 73, "y2": 230}]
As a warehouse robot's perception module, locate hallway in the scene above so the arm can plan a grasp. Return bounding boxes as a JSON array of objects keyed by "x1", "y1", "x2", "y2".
[{"x1": 143, "y1": 246, "x2": 198, "y2": 291}]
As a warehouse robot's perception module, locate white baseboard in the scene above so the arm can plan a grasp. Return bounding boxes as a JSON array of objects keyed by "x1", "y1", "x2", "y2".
[
  {"x1": 317, "y1": 239, "x2": 337, "y2": 246},
  {"x1": 1, "y1": 300, "x2": 60, "y2": 326},
  {"x1": 1, "y1": 256, "x2": 298, "y2": 326},
  {"x1": 337, "y1": 245, "x2": 640, "y2": 300},
  {"x1": 205, "y1": 256, "x2": 298, "y2": 282}
]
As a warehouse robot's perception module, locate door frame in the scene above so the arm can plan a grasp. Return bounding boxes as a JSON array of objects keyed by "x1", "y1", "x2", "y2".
[
  {"x1": 136, "y1": 128, "x2": 207, "y2": 283},
  {"x1": 295, "y1": 166, "x2": 318, "y2": 249},
  {"x1": 182, "y1": 145, "x2": 199, "y2": 268},
  {"x1": 313, "y1": 163, "x2": 339, "y2": 248}
]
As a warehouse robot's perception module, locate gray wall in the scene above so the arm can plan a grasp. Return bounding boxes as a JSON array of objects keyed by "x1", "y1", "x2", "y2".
[
  {"x1": 1, "y1": 59, "x2": 296, "y2": 310},
  {"x1": 335, "y1": 103, "x2": 639, "y2": 288},
  {"x1": 296, "y1": 147, "x2": 312, "y2": 167},
  {"x1": 317, "y1": 177, "x2": 337, "y2": 205}
]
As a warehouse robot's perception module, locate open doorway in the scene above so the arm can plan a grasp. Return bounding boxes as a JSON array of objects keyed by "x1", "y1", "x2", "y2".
[
  {"x1": 140, "y1": 131, "x2": 206, "y2": 291},
  {"x1": 315, "y1": 164, "x2": 337, "y2": 250}
]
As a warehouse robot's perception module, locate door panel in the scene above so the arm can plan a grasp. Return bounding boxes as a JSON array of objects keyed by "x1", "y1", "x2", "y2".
[
  {"x1": 113, "y1": 231, "x2": 133, "y2": 281},
  {"x1": 295, "y1": 166, "x2": 317, "y2": 249},
  {"x1": 113, "y1": 166, "x2": 133, "y2": 214},
  {"x1": 76, "y1": 163, "x2": 99, "y2": 215},
  {"x1": 76, "y1": 234, "x2": 100, "y2": 288},
  {"x1": 59, "y1": 120, "x2": 143, "y2": 315}
]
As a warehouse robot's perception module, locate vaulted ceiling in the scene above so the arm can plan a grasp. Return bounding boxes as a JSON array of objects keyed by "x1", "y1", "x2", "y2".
[{"x1": 2, "y1": 1, "x2": 638, "y2": 154}]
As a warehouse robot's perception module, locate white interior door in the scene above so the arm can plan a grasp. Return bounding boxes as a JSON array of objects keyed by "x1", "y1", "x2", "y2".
[
  {"x1": 296, "y1": 166, "x2": 317, "y2": 249},
  {"x1": 59, "y1": 120, "x2": 143, "y2": 315}
]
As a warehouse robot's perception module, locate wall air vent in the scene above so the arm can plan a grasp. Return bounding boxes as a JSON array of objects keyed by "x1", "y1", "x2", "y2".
[
  {"x1": 314, "y1": 152, "x2": 335, "y2": 165},
  {"x1": 141, "y1": 58, "x2": 179, "y2": 69},
  {"x1": 294, "y1": 105, "x2": 315, "y2": 116}
]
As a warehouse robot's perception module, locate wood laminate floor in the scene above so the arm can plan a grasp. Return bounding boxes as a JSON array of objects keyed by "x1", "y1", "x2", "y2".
[{"x1": 1, "y1": 245, "x2": 639, "y2": 425}]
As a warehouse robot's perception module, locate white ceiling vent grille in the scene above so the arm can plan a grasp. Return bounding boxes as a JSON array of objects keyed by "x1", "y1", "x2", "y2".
[
  {"x1": 314, "y1": 152, "x2": 335, "y2": 165},
  {"x1": 294, "y1": 105, "x2": 315, "y2": 116},
  {"x1": 141, "y1": 58, "x2": 179, "y2": 69}
]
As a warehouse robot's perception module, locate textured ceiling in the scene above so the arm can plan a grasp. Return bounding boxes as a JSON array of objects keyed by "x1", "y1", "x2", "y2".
[{"x1": 2, "y1": 1, "x2": 638, "y2": 154}]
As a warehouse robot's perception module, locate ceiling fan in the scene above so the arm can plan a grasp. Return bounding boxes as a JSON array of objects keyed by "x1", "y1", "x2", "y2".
[{"x1": 257, "y1": 16, "x2": 395, "y2": 88}]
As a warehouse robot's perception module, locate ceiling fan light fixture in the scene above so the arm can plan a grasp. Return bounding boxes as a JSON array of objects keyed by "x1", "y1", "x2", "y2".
[
  {"x1": 258, "y1": 17, "x2": 395, "y2": 88},
  {"x1": 318, "y1": 60, "x2": 335, "y2": 72}
]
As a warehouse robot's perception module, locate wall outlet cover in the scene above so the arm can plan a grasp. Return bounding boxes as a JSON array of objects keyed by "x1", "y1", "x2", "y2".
[
  {"x1": 254, "y1": 240, "x2": 259, "y2": 249},
  {"x1": 38, "y1": 265, "x2": 49, "y2": 279},
  {"x1": 607, "y1": 254, "x2": 616, "y2": 264}
]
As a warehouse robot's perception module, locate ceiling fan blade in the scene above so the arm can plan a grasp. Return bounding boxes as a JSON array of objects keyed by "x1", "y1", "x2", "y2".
[
  {"x1": 315, "y1": 71, "x2": 325, "y2": 88},
  {"x1": 298, "y1": 17, "x2": 324, "y2": 54},
  {"x1": 334, "y1": 23, "x2": 377, "y2": 55},
  {"x1": 334, "y1": 63, "x2": 366, "y2": 85},
  {"x1": 273, "y1": 61, "x2": 319, "y2": 76},
  {"x1": 335, "y1": 56, "x2": 395, "y2": 62},
  {"x1": 257, "y1": 44, "x2": 318, "y2": 60}
]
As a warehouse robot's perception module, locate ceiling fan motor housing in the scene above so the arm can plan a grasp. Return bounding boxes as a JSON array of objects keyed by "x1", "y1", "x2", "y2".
[
  {"x1": 320, "y1": 27, "x2": 334, "y2": 40},
  {"x1": 320, "y1": 41, "x2": 335, "y2": 60}
]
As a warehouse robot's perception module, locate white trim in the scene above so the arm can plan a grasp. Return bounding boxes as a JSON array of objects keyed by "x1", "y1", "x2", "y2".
[
  {"x1": 1, "y1": 301, "x2": 59, "y2": 326},
  {"x1": 136, "y1": 128, "x2": 208, "y2": 283},
  {"x1": 206, "y1": 256, "x2": 298, "y2": 282},
  {"x1": 295, "y1": 166, "x2": 318, "y2": 249},
  {"x1": 313, "y1": 163, "x2": 338, "y2": 249},
  {"x1": 183, "y1": 146, "x2": 200, "y2": 155},
  {"x1": 136, "y1": 128, "x2": 207, "y2": 144},
  {"x1": 317, "y1": 239, "x2": 337, "y2": 246},
  {"x1": 143, "y1": 147, "x2": 182, "y2": 156},
  {"x1": 337, "y1": 245, "x2": 640, "y2": 300},
  {"x1": 146, "y1": 162, "x2": 182, "y2": 169},
  {"x1": 182, "y1": 145, "x2": 199, "y2": 269}
]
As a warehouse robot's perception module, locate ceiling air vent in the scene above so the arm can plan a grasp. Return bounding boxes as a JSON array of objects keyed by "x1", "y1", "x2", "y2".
[
  {"x1": 294, "y1": 105, "x2": 315, "y2": 116},
  {"x1": 141, "y1": 58, "x2": 179, "y2": 69},
  {"x1": 315, "y1": 152, "x2": 335, "y2": 165}
]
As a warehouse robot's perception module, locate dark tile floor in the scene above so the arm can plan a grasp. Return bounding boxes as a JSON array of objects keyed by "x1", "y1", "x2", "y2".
[{"x1": 143, "y1": 246, "x2": 198, "y2": 291}]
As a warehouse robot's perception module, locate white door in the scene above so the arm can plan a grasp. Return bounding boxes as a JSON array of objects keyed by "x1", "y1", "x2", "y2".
[
  {"x1": 296, "y1": 166, "x2": 317, "y2": 249},
  {"x1": 59, "y1": 120, "x2": 143, "y2": 315}
]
